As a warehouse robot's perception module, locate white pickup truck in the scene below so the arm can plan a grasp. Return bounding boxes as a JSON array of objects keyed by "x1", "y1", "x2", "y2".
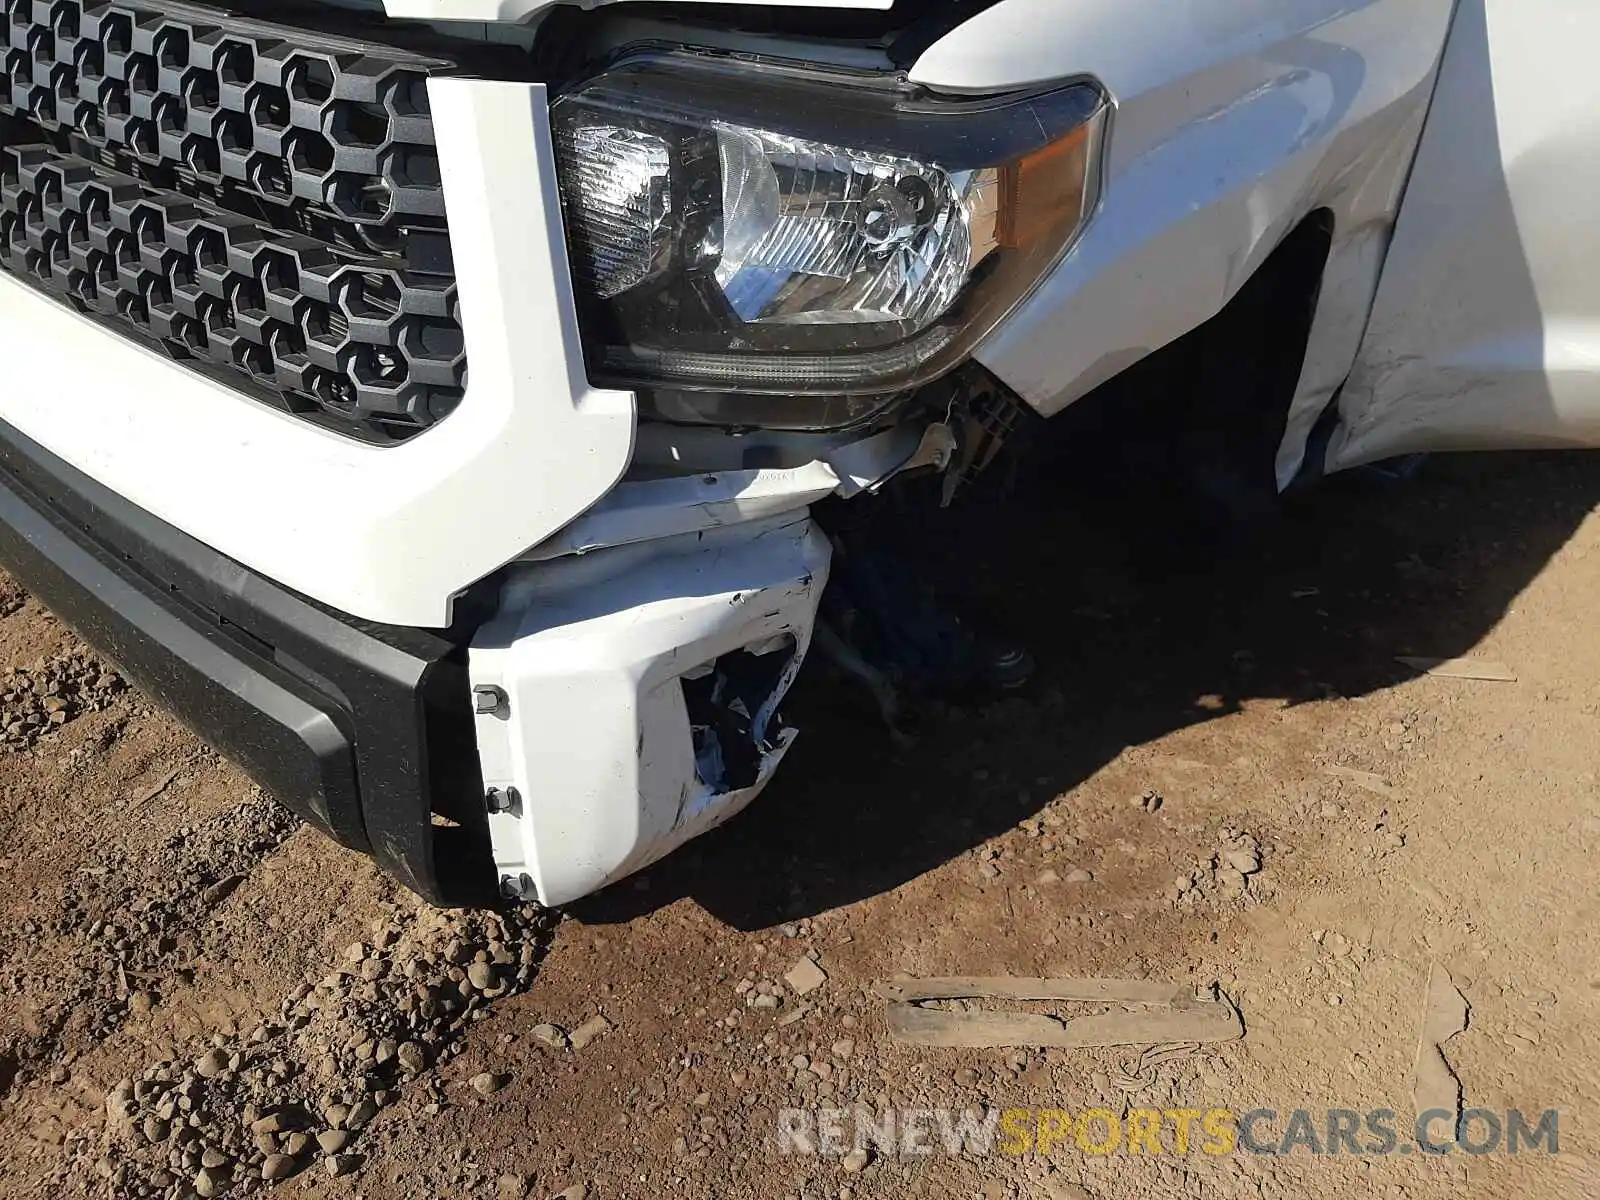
[{"x1": 0, "y1": 0, "x2": 1588, "y2": 905}]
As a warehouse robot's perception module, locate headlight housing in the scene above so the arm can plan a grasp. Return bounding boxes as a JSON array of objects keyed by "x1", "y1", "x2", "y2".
[{"x1": 551, "y1": 50, "x2": 1107, "y2": 428}]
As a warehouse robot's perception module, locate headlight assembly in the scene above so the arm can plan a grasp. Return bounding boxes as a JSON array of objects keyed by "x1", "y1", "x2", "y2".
[{"x1": 551, "y1": 50, "x2": 1107, "y2": 428}]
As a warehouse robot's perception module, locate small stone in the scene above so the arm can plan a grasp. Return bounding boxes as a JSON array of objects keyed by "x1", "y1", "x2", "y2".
[
  {"x1": 345, "y1": 1097, "x2": 378, "y2": 1130},
  {"x1": 841, "y1": 1148, "x2": 870, "y2": 1173},
  {"x1": 470, "y1": 1071, "x2": 509, "y2": 1095},
  {"x1": 194, "y1": 1049, "x2": 230, "y2": 1079},
  {"x1": 776, "y1": 1003, "x2": 812, "y2": 1027},
  {"x1": 751, "y1": 993, "x2": 780, "y2": 1010},
  {"x1": 193, "y1": 1167, "x2": 227, "y2": 1198},
  {"x1": 530, "y1": 1024, "x2": 569, "y2": 1051},
  {"x1": 954, "y1": 1067, "x2": 980, "y2": 1087},
  {"x1": 1064, "y1": 868, "x2": 1094, "y2": 884},
  {"x1": 129, "y1": 990, "x2": 156, "y2": 1015},
  {"x1": 106, "y1": 1079, "x2": 134, "y2": 1109},
  {"x1": 549, "y1": 1186, "x2": 588, "y2": 1200},
  {"x1": 1222, "y1": 849, "x2": 1262, "y2": 875},
  {"x1": 325, "y1": 1153, "x2": 361, "y2": 1178},
  {"x1": 568, "y1": 1014, "x2": 611, "y2": 1050},
  {"x1": 201, "y1": 1149, "x2": 230, "y2": 1170},
  {"x1": 498, "y1": 1174, "x2": 530, "y2": 1199},
  {"x1": 344, "y1": 942, "x2": 368, "y2": 963},
  {"x1": 1327, "y1": 993, "x2": 1344, "y2": 1007},
  {"x1": 262, "y1": 1153, "x2": 296, "y2": 1182},
  {"x1": 977, "y1": 862, "x2": 1000, "y2": 880},
  {"x1": 284, "y1": 1132, "x2": 313, "y2": 1157},
  {"x1": 395, "y1": 1040, "x2": 429, "y2": 1074},
  {"x1": 832, "y1": 1039, "x2": 854, "y2": 1060},
  {"x1": 1035, "y1": 869, "x2": 1060, "y2": 885},
  {"x1": 315, "y1": 1129, "x2": 350, "y2": 1155},
  {"x1": 784, "y1": 957, "x2": 828, "y2": 996},
  {"x1": 467, "y1": 962, "x2": 497, "y2": 991},
  {"x1": 250, "y1": 1112, "x2": 286, "y2": 1136}
]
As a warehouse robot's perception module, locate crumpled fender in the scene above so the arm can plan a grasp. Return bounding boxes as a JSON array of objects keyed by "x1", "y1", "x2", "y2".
[{"x1": 910, "y1": 0, "x2": 1455, "y2": 492}]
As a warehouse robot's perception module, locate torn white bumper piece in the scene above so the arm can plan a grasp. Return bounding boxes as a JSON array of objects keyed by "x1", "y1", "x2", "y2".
[{"x1": 468, "y1": 513, "x2": 830, "y2": 906}]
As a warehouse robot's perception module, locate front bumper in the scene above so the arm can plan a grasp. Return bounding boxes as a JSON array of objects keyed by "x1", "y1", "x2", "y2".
[
  {"x1": 0, "y1": 414, "x2": 830, "y2": 906},
  {"x1": 470, "y1": 514, "x2": 829, "y2": 906},
  {"x1": 0, "y1": 416, "x2": 492, "y2": 903}
]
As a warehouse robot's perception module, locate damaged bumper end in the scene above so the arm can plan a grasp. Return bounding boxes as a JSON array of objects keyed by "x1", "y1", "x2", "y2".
[{"x1": 468, "y1": 514, "x2": 830, "y2": 906}]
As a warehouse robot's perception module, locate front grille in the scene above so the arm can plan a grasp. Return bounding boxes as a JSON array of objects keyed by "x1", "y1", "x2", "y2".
[{"x1": 0, "y1": 1, "x2": 466, "y2": 441}]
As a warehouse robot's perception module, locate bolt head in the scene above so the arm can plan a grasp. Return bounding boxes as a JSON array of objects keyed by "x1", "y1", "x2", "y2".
[
  {"x1": 498, "y1": 872, "x2": 534, "y2": 900},
  {"x1": 485, "y1": 786, "x2": 518, "y2": 814}
]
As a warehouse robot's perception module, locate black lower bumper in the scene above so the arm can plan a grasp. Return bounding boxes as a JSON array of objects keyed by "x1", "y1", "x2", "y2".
[{"x1": 0, "y1": 418, "x2": 492, "y2": 903}]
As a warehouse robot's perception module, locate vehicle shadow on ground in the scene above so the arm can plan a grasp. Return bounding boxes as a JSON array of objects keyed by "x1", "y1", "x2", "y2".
[{"x1": 573, "y1": 449, "x2": 1600, "y2": 931}]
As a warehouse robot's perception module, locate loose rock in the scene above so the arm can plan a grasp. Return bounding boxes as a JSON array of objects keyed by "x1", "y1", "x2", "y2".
[
  {"x1": 325, "y1": 1153, "x2": 362, "y2": 1177},
  {"x1": 568, "y1": 1014, "x2": 612, "y2": 1050},
  {"x1": 784, "y1": 957, "x2": 828, "y2": 996},
  {"x1": 470, "y1": 1071, "x2": 509, "y2": 1095},
  {"x1": 1223, "y1": 849, "x2": 1262, "y2": 875},
  {"x1": 531, "y1": 1023, "x2": 569, "y2": 1051},
  {"x1": 397, "y1": 1040, "x2": 429, "y2": 1073},
  {"x1": 194, "y1": 1049, "x2": 230, "y2": 1079}
]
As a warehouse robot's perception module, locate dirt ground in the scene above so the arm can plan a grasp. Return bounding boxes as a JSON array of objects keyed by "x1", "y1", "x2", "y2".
[{"x1": 2, "y1": 450, "x2": 1600, "y2": 1200}]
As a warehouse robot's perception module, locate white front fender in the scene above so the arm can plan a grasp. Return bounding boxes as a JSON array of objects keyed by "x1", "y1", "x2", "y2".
[{"x1": 911, "y1": 0, "x2": 1455, "y2": 489}]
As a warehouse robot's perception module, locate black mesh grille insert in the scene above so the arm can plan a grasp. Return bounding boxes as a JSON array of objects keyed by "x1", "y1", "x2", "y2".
[{"x1": 0, "y1": 1, "x2": 465, "y2": 441}]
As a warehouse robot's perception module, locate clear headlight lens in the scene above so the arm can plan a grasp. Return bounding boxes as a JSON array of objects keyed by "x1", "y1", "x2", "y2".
[
  {"x1": 563, "y1": 124, "x2": 674, "y2": 299},
  {"x1": 551, "y1": 51, "x2": 1106, "y2": 428},
  {"x1": 710, "y1": 126, "x2": 988, "y2": 333}
]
